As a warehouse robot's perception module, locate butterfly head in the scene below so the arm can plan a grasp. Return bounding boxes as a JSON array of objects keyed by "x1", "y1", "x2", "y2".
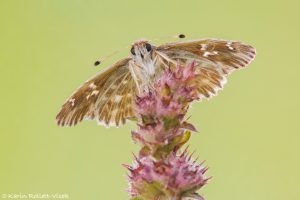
[{"x1": 130, "y1": 40, "x2": 154, "y2": 61}]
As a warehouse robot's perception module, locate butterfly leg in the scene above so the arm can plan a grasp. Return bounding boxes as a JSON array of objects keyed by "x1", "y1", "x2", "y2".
[{"x1": 129, "y1": 62, "x2": 142, "y2": 94}]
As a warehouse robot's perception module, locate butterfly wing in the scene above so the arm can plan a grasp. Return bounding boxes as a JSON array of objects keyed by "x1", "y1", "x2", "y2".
[
  {"x1": 155, "y1": 39, "x2": 256, "y2": 99},
  {"x1": 56, "y1": 58, "x2": 136, "y2": 127}
]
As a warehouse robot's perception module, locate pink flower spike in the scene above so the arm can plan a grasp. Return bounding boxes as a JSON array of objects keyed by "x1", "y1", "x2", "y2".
[{"x1": 124, "y1": 62, "x2": 210, "y2": 200}]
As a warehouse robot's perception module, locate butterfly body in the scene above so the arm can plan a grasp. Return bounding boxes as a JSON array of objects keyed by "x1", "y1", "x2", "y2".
[
  {"x1": 56, "y1": 38, "x2": 256, "y2": 127},
  {"x1": 129, "y1": 40, "x2": 158, "y2": 92}
]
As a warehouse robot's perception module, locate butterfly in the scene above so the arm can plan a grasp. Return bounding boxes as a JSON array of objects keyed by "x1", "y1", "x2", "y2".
[{"x1": 56, "y1": 37, "x2": 256, "y2": 127}]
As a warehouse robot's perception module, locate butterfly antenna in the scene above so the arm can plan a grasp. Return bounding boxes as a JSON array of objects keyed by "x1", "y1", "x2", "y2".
[
  {"x1": 94, "y1": 46, "x2": 128, "y2": 66},
  {"x1": 151, "y1": 34, "x2": 186, "y2": 43},
  {"x1": 94, "y1": 34, "x2": 185, "y2": 66}
]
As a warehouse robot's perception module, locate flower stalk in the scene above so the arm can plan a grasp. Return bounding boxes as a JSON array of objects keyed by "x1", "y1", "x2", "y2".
[{"x1": 125, "y1": 62, "x2": 210, "y2": 200}]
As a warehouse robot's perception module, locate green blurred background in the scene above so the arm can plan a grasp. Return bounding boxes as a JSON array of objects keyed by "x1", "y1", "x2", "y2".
[{"x1": 0, "y1": 0, "x2": 299, "y2": 199}]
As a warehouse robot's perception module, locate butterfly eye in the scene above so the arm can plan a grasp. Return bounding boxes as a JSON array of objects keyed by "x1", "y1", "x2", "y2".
[
  {"x1": 130, "y1": 47, "x2": 136, "y2": 55},
  {"x1": 145, "y1": 43, "x2": 152, "y2": 52}
]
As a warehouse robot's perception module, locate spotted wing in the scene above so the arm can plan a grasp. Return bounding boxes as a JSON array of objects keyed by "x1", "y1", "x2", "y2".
[
  {"x1": 155, "y1": 39, "x2": 256, "y2": 99},
  {"x1": 56, "y1": 58, "x2": 136, "y2": 127}
]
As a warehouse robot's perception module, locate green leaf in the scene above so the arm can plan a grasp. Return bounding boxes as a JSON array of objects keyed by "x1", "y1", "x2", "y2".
[
  {"x1": 162, "y1": 117, "x2": 179, "y2": 130},
  {"x1": 127, "y1": 116, "x2": 139, "y2": 122},
  {"x1": 131, "y1": 197, "x2": 143, "y2": 200},
  {"x1": 153, "y1": 131, "x2": 191, "y2": 159},
  {"x1": 177, "y1": 130, "x2": 191, "y2": 149},
  {"x1": 181, "y1": 192, "x2": 205, "y2": 200}
]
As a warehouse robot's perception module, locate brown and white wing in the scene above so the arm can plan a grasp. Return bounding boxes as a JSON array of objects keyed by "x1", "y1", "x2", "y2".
[
  {"x1": 155, "y1": 39, "x2": 256, "y2": 99},
  {"x1": 56, "y1": 58, "x2": 136, "y2": 127}
]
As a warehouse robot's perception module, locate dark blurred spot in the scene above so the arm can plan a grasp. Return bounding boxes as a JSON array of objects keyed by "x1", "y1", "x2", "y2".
[
  {"x1": 179, "y1": 34, "x2": 186, "y2": 38},
  {"x1": 94, "y1": 61, "x2": 101, "y2": 66}
]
